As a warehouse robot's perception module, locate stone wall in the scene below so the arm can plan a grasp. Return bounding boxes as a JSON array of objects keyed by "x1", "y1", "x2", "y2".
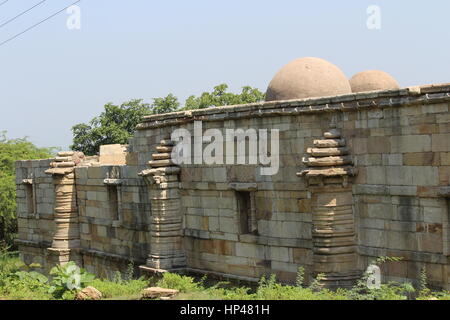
[
  {"x1": 15, "y1": 83, "x2": 450, "y2": 288},
  {"x1": 74, "y1": 165, "x2": 150, "y2": 278},
  {"x1": 15, "y1": 159, "x2": 55, "y2": 272}
]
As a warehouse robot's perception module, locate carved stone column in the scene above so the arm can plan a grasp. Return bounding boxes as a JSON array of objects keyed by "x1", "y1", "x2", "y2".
[
  {"x1": 45, "y1": 151, "x2": 84, "y2": 266},
  {"x1": 139, "y1": 140, "x2": 186, "y2": 271},
  {"x1": 298, "y1": 129, "x2": 360, "y2": 288}
]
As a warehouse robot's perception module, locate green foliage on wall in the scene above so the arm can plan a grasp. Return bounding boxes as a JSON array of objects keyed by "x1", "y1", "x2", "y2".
[{"x1": 0, "y1": 132, "x2": 55, "y2": 248}]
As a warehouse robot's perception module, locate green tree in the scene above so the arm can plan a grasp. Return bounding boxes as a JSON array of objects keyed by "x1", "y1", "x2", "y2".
[
  {"x1": 184, "y1": 84, "x2": 265, "y2": 110},
  {"x1": 71, "y1": 85, "x2": 264, "y2": 155},
  {"x1": 0, "y1": 132, "x2": 54, "y2": 248},
  {"x1": 71, "y1": 99, "x2": 152, "y2": 155},
  {"x1": 151, "y1": 93, "x2": 180, "y2": 115}
]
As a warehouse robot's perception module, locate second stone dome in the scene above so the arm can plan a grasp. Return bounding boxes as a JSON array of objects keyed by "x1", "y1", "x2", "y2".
[
  {"x1": 350, "y1": 70, "x2": 400, "y2": 93},
  {"x1": 265, "y1": 57, "x2": 352, "y2": 101}
]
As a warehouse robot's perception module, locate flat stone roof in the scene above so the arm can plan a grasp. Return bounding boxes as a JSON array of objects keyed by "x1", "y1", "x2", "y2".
[{"x1": 137, "y1": 83, "x2": 450, "y2": 130}]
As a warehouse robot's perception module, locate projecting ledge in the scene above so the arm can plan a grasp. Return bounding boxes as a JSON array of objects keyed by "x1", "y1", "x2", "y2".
[{"x1": 228, "y1": 182, "x2": 257, "y2": 191}]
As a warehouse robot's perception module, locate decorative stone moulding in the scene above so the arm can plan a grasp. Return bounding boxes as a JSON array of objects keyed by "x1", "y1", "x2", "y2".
[
  {"x1": 139, "y1": 139, "x2": 186, "y2": 273},
  {"x1": 228, "y1": 182, "x2": 258, "y2": 192},
  {"x1": 298, "y1": 129, "x2": 360, "y2": 288},
  {"x1": 45, "y1": 151, "x2": 84, "y2": 265},
  {"x1": 299, "y1": 129, "x2": 358, "y2": 188},
  {"x1": 103, "y1": 166, "x2": 123, "y2": 185}
]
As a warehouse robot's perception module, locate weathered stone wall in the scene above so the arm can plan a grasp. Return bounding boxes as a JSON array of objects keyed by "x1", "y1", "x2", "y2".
[
  {"x1": 74, "y1": 165, "x2": 150, "y2": 278},
  {"x1": 129, "y1": 115, "x2": 315, "y2": 282},
  {"x1": 15, "y1": 84, "x2": 450, "y2": 288},
  {"x1": 15, "y1": 159, "x2": 55, "y2": 272},
  {"x1": 132, "y1": 84, "x2": 450, "y2": 287},
  {"x1": 348, "y1": 101, "x2": 450, "y2": 288}
]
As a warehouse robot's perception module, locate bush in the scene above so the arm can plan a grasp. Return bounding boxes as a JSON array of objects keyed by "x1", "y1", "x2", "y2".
[
  {"x1": 48, "y1": 262, "x2": 95, "y2": 298},
  {"x1": 90, "y1": 278, "x2": 148, "y2": 299},
  {"x1": 156, "y1": 273, "x2": 204, "y2": 293},
  {"x1": 254, "y1": 274, "x2": 348, "y2": 300}
]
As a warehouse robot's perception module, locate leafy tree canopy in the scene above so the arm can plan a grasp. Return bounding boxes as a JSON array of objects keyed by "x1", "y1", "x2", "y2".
[
  {"x1": 0, "y1": 132, "x2": 55, "y2": 247},
  {"x1": 184, "y1": 84, "x2": 265, "y2": 110},
  {"x1": 71, "y1": 99, "x2": 153, "y2": 156},
  {"x1": 71, "y1": 84, "x2": 264, "y2": 155}
]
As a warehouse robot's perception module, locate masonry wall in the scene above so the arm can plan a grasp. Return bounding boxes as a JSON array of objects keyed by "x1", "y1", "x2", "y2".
[
  {"x1": 127, "y1": 116, "x2": 320, "y2": 282},
  {"x1": 74, "y1": 165, "x2": 150, "y2": 278},
  {"x1": 15, "y1": 85, "x2": 450, "y2": 288},
  {"x1": 15, "y1": 159, "x2": 55, "y2": 272},
  {"x1": 348, "y1": 103, "x2": 450, "y2": 288},
  {"x1": 130, "y1": 85, "x2": 450, "y2": 287}
]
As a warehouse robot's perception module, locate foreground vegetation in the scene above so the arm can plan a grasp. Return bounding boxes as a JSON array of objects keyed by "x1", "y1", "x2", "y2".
[{"x1": 1, "y1": 250, "x2": 450, "y2": 300}]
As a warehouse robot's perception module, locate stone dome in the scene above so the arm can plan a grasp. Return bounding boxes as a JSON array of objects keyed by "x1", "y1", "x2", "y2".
[
  {"x1": 265, "y1": 57, "x2": 352, "y2": 101},
  {"x1": 350, "y1": 70, "x2": 400, "y2": 93}
]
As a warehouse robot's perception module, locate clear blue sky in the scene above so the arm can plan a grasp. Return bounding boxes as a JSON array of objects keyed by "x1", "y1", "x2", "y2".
[{"x1": 1, "y1": 0, "x2": 449, "y2": 149}]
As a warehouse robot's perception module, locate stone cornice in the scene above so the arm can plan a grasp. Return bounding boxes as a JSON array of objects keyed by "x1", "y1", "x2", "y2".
[{"x1": 136, "y1": 83, "x2": 450, "y2": 130}]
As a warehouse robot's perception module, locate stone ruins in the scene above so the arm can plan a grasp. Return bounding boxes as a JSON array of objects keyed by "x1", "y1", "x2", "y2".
[{"x1": 15, "y1": 57, "x2": 450, "y2": 289}]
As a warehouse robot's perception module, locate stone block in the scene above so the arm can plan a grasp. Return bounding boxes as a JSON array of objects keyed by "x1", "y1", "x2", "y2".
[
  {"x1": 97, "y1": 225, "x2": 107, "y2": 238},
  {"x1": 185, "y1": 215, "x2": 203, "y2": 230},
  {"x1": 366, "y1": 166, "x2": 386, "y2": 184},
  {"x1": 432, "y1": 134, "x2": 450, "y2": 152},
  {"x1": 389, "y1": 186, "x2": 417, "y2": 196},
  {"x1": 87, "y1": 167, "x2": 104, "y2": 179},
  {"x1": 361, "y1": 228, "x2": 387, "y2": 248},
  {"x1": 403, "y1": 153, "x2": 439, "y2": 166},
  {"x1": 440, "y1": 153, "x2": 450, "y2": 165},
  {"x1": 422, "y1": 103, "x2": 448, "y2": 114},
  {"x1": 418, "y1": 233, "x2": 442, "y2": 254},
  {"x1": 367, "y1": 203, "x2": 392, "y2": 219},
  {"x1": 298, "y1": 199, "x2": 312, "y2": 213},
  {"x1": 367, "y1": 136, "x2": 390, "y2": 154},
  {"x1": 219, "y1": 217, "x2": 237, "y2": 234},
  {"x1": 387, "y1": 166, "x2": 438, "y2": 186},
  {"x1": 423, "y1": 207, "x2": 443, "y2": 224},
  {"x1": 212, "y1": 168, "x2": 227, "y2": 183},
  {"x1": 390, "y1": 135, "x2": 431, "y2": 153},
  {"x1": 293, "y1": 248, "x2": 313, "y2": 265},
  {"x1": 271, "y1": 261, "x2": 298, "y2": 273},
  {"x1": 208, "y1": 216, "x2": 219, "y2": 232},
  {"x1": 235, "y1": 243, "x2": 267, "y2": 259},
  {"x1": 438, "y1": 167, "x2": 450, "y2": 185},
  {"x1": 268, "y1": 246, "x2": 291, "y2": 263},
  {"x1": 350, "y1": 138, "x2": 368, "y2": 155}
]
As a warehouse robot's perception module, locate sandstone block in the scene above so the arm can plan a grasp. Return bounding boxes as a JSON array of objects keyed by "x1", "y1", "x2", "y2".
[
  {"x1": 390, "y1": 135, "x2": 431, "y2": 153},
  {"x1": 75, "y1": 286, "x2": 102, "y2": 300},
  {"x1": 141, "y1": 287, "x2": 179, "y2": 300},
  {"x1": 403, "y1": 153, "x2": 439, "y2": 166},
  {"x1": 432, "y1": 134, "x2": 450, "y2": 152}
]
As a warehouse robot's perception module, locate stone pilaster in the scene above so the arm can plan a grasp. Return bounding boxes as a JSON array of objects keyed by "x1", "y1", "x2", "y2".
[
  {"x1": 45, "y1": 151, "x2": 84, "y2": 266},
  {"x1": 298, "y1": 129, "x2": 360, "y2": 288},
  {"x1": 139, "y1": 140, "x2": 186, "y2": 272}
]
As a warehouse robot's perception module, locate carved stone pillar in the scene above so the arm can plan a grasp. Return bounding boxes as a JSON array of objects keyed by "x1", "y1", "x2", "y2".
[
  {"x1": 298, "y1": 129, "x2": 360, "y2": 288},
  {"x1": 45, "y1": 151, "x2": 84, "y2": 266},
  {"x1": 139, "y1": 140, "x2": 186, "y2": 271}
]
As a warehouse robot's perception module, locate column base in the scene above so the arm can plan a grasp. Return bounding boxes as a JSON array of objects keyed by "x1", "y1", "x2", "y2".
[{"x1": 46, "y1": 247, "x2": 81, "y2": 269}]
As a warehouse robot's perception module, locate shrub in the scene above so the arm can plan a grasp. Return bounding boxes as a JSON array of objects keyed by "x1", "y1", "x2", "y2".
[
  {"x1": 48, "y1": 262, "x2": 95, "y2": 298},
  {"x1": 90, "y1": 278, "x2": 148, "y2": 299},
  {"x1": 156, "y1": 273, "x2": 203, "y2": 293}
]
